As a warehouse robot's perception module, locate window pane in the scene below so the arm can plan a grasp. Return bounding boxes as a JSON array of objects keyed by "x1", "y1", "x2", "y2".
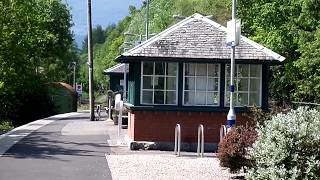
[
  {"x1": 238, "y1": 64, "x2": 249, "y2": 77},
  {"x1": 185, "y1": 77, "x2": 195, "y2": 90},
  {"x1": 154, "y1": 91, "x2": 164, "y2": 104},
  {"x1": 238, "y1": 93, "x2": 248, "y2": 106},
  {"x1": 196, "y1": 77, "x2": 207, "y2": 91},
  {"x1": 250, "y1": 65, "x2": 261, "y2": 77},
  {"x1": 184, "y1": 91, "x2": 195, "y2": 105},
  {"x1": 226, "y1": 64, "x2": 230, "y2": 77},
  {"x1": 226, "y1": 64, "x2": 237, "y2": 77},
  {"x1": 143, "y1": 62, "x2": 153, "y2": 75},
  {"x1": 195, "y1": 92, "x2": 206, "y2": 105},
  {"x1": 208, "y1": 78, "x2": 219, "y2": 91},
  {"x1": 155, "y1": 62, "x2": 165, "y2": 75},
  {"x1": 196, "y1": 64, "x2": 207, "y2": 76},
  {"x1": 250, "y1": 79, "x2": 260, "y2": 92},
  {"x1": 154, "y1": 77, "x2": 164, "y2": 90},
  {"x1": 225, "y1": 93, "x2": 230, "y2": 106},
  {"x1": 166, "y1": 91, "x2": 176, "y2": 104},
  {"x1": 208, "y1": 64, "x2": 219, "y2": 77},
  {"x1": 238, "y1": 79, "x2": 249, "y2": 91},
  {"x1": 249, "y1": 93, "x2": 260, "y2": 106},
  {"x1": 142, "y1": 91, "x2": 153, "y2": 104},
  {"x1": 167, "y1": 63, "x2": 177, "y2": 76},
  {"x1": 226, "y1": 78, "x2": 230, "y2": 90},
  {"x1": 185, "y1": 63, "x2": 195, "y2": 76},
  {"x1": 207, "y1": 92, "x2": 219, "y2": 105},
  {"x1": 166, "y1": 77, "x2": 176, "y2": 90},
  {"x1": 142, "y1": 76, "x2": 153, "y2": 89}
]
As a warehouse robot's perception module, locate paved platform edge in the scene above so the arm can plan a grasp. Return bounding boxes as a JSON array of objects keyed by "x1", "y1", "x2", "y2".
[{"x1": 0, "y1": 112, "x2": 81, "y2": 157}]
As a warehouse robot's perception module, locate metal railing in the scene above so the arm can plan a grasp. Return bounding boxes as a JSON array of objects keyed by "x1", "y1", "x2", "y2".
[
  {"x1": 220, "y1": 125, "x2": 227, "y2": 143},
  {"x1": 174, "y1": 124, "x2": 181, "y2": 157},
  {"x1": 197, "y1": 124, "x2": 204, "y2": 157}
]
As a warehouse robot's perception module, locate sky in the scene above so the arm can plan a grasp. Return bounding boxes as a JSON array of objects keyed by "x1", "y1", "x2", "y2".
[{"x1": 64, "y1": 0, "x2": 143, "y2": 45}]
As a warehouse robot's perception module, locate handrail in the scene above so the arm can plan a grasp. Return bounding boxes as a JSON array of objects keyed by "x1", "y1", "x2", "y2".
[
  {"x1": 220, "y1": 125, "x2": 227, "y2": 143},
  {"x1": 197, "y1": 124, "x2": 204, "y2": 157},
  {"x1": 174, "y1": 124, "x2": 181, "y2": 157}
]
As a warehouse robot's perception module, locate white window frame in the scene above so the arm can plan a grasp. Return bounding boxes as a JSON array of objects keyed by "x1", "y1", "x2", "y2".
[
  {"x1": 140, "y1": 62, "x2": 178, "y2": 105},
  {"x1": 224, "y1": 64, "x2": 262, "y2": 107},
  {"x1": 182, "y1": 63, "x2": 221, "y2": 106}
]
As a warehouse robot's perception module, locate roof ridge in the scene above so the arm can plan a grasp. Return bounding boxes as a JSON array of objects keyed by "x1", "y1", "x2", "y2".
[
  {"x1": 121, "y1": 13, "x2": 285, "y2": 62},
  {"x1": 123, "y1": 14, "x2": 202, "y2": 56}
]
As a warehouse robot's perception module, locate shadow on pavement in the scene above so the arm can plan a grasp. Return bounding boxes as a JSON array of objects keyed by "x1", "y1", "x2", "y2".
[{"x1": 3, "y1": 131, "x2": 109, "y2": 161}]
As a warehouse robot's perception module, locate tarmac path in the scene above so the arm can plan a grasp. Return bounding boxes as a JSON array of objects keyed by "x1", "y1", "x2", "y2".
[{"x1": 0, "y1": 112, "x2": 112, "y2": 180}]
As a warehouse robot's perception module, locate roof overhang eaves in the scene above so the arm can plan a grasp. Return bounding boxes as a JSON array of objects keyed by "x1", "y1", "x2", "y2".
[{"x1": 117, "y1": 55, "x2": 283, "y2": 65}]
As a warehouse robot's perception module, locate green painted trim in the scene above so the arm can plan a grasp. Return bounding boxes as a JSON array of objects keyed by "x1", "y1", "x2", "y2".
[
  {"x1": 220, "y1": 64, "x2": 226, "y2": 109},
  {"x1": 109, "y1": 75, "x2": 123, "y2": 92},
  {"x1": 177, "y1": 63, "x2": 184, "y2": 107},
  {"x1": 261, "y1": 64, "x2": 269, "y2": 110},
  {"x1": 117, "y1": 56, "x2": 283, "y2": 65},
  {"x1": 134, "y1": 62, "x2": 141, "y2": 106},
  {"x1": 127, "y1": 105, "x2": 250, "y2": 113}
]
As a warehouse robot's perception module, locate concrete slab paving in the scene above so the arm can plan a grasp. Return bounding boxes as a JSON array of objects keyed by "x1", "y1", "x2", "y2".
[{"x1": 0, "y1": 112, "x2": 119, "y2": 180}]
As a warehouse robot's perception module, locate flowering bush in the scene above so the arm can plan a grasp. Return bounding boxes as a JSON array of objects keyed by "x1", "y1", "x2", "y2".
[
  {"x1": 218, "y1": 125, "x2": 257, "y2": 173},
  {"x1": 247, "y1": 107, "x2": 320, "y2": 179}
]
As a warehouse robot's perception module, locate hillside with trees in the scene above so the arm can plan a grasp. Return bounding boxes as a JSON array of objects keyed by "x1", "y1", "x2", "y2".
[{"x1": 79, "y1": 0, "x2": 320, "y2": 105}]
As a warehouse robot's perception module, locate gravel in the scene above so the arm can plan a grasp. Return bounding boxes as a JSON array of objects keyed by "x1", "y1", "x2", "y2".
[{"x1": 105, "y1": 153, "x2": 236, "y2": 180}]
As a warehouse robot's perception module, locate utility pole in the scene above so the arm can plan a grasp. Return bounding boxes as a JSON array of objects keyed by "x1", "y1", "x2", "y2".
[
  {"x1": 227, "y1": 0, "x2": 237, "y2": 128},
  {"x1": 145, "y1": 0, "x2": 149, "y2": 40},
  {"x1": 73, "y1": 62, "x2": 76, "y2": 89},
  {"x1": 87, "y1": 0, "x2": 94, "y2": 121}
]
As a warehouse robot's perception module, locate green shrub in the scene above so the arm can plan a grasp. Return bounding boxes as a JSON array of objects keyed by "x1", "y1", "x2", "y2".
[
  {"x1": 218, "y1": 125, "x2": 257, "y2": 173},
  {"x1": 247, "y1": 107, "x2": 320, "y2": 179},
  {"x1": 0, "y1": 120, "x2": 13, "y2": 134}
]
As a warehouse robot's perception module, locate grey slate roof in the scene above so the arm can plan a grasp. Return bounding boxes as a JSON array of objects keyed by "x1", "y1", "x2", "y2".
[
  {"x1": 103, "y1": 63, "x2": 128, "y2": 75},
  {"x1": 120, "y1": 13, "x2": 285, "y2": 62}
]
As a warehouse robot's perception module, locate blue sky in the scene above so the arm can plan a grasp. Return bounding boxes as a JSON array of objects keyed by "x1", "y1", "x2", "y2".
[{"x1": 64, "y1": 0, "x2": 143, "y2": 44}]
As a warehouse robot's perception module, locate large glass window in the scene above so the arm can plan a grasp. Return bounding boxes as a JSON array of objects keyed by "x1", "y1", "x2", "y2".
[
  {"x1": 183, "y1": 63, "x2": 220, "y2": 106},
  {"x1": 141, "y1": 62, "x2": 178, "y2": 105},
  {"x1": 225, "y1": 64, "x2": 262, "y2": 107}
]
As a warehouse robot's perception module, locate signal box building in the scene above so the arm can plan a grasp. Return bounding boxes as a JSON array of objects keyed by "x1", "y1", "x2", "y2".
[
  {"x1": 103, "y1": 63, "x2": 128, "y2": 93},
  {"x1": 116, "y1": 14, "x2": 285, "y2": 149}
]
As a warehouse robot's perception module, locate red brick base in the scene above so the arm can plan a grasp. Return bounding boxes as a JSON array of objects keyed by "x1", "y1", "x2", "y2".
[{"x1": 128, "y1": 111, "x2": 253, "y2": 144}]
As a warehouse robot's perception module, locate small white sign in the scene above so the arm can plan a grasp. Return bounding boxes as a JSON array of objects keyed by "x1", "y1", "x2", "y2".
[
  {"x1": 226, "y1": 19, "x2": 241, "y2": 47},
  {"x1": 115, "y1": 94, "x2": 123, "y2": 111}
]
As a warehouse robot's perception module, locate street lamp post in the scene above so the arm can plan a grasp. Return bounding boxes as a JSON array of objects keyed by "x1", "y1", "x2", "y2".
[{"x1": 227, "y1": 0, "x2": 238, "y2": 128}]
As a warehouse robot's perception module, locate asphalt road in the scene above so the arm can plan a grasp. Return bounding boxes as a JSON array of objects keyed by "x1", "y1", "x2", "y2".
[{"x1": 0, "y1": 113, "x2": 112, "y2": 180}]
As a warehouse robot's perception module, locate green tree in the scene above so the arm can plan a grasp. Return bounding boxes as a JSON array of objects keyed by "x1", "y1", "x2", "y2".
[
  {"x1": 0, "y1": 0, "x2": 75, "y2": 125},
  {"x1": 238, "y1": 0, "x2": 320, "y2": 103}
]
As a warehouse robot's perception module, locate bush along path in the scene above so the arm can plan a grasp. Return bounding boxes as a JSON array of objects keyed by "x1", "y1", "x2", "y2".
[{"x1": 247, "y1": 107, "x2": 320, "y2": 179}]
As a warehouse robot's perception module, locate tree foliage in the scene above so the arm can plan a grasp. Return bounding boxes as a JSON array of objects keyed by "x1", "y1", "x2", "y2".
[
  {"x1": 238, "y1": 0, "x2": 320, "y2": 103},
  {"x1": 0, "y1": 0, "x2": 76, "y2": 125}
]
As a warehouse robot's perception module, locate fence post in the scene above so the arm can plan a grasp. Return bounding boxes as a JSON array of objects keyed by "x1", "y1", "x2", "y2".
[
  {"x1": 174, "y1": 124, "x2": 181, "y2": 157},
  {"x1": 197, "y1": 124, "x2": 204, "y2": 157}
]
